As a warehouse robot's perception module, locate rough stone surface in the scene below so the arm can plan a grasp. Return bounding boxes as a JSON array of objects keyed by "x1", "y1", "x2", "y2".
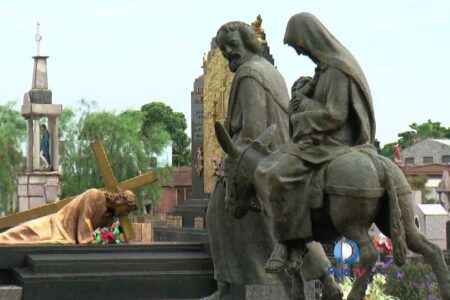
[
  {"x1": 19, "y1": 197, "x2": 29, "y2": 211},
  {"x1": 18, "y1": 176, "x2": 28, "y2": 185},
  {"x1": 46, "y1": 176, "x2": 60, "y2": 184},
  {"x1": 28, "y1": 185, "x2": 45, "y2": 197},
  {"x1": 28, "y1": 175, "x2": 47, "y2": 185},
  {"x1": 0, "y1": 285, "x2": 22, "y2": 300},
  {"x1": 21, "y1": 103, "x2": 62, "y2": 117},
  {"x1": 44, "y1": 184, "x2": 59, "y2": 202},
  {"x1": 246, "y1": 284, "x2": 287, "y2": 299},
  {"x1": 17, "y1": 185, "x2": 28, "y2": 197},
  {"x1": 18, "y1": 173, "x2": 62, "y2": 211},
  {"x1": 191, "y1": 76, "x2": 207, "y2": 199},
  {"x1": 29, "y1": 197, "x2": 45, "y2": 209}
]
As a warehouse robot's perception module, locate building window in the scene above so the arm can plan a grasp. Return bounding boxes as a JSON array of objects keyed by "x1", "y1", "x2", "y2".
[
  {"x1": 423, "y1": 156, "x2": 433, "y2": 163},
  {"x1": 443, "y1": 155, "x2": 450, "y2": 163},
  {"x1": 405, "y1": 157, "x2": 414, "y2": 164}
]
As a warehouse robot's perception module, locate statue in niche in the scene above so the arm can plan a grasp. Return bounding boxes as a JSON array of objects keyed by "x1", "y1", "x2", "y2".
[
  {"x1": 40, "y1": 123, "x2": 51, "y2": 170},
  {"x1": 214, "y1": 12, "x2": 450, "y2": 300},
  {"x1": 205, "y1": 20, "x2": 341, "y2": 300}
]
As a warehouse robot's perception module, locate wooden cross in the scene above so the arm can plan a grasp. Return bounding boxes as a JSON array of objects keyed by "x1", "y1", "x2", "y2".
[{"x1": 0, "y1": 141, "x2": 158, "y2": 241}]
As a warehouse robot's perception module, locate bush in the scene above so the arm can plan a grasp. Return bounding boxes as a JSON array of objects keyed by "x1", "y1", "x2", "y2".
[{"x1": 383, "y1": 261, "x2": 440, "y2": 300}]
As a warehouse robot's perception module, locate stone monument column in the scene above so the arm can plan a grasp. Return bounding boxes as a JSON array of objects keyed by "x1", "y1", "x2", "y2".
[
  {"x1": 47, "y1": 116, "x2": 59, "y2": 171},
  {"x1": 17, "y1": 22, "x2": 63, "y2": 212},
  {"x1": 32, "y1": 116, "x2": 41, "y2": 170},
  {"x1": 26, "y1": 118, "x2": 34, "y2": 172}
]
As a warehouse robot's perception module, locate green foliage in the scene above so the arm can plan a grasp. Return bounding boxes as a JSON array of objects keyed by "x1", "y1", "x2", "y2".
[
  {"x1": 339, "y1": 274, "x2": 399, "y2": 300},
  {"x1": 406, "y1": 175, "x2": 435, "y2": 203},
  {"x1": 59, "y1": 100, "x2": 171, "y2": 212},
  {"x1": 384, "y1": 261, "x2": 439, "y2": 300},
  {"x1": 407, "y1": 174, "x2": 427, "y2": 190},
  {"x1": 141, "y1": 102, "x2": 191, "y2": 166},
  {"x1": 380, "y1": 142, "x2": 396, "y2": 159},
  {"x1": 0, "y1": 101, "x2": 26, "y2": 214},
  {"x1": 381, "y1": 120, "x2": 450, "y2": 158}
]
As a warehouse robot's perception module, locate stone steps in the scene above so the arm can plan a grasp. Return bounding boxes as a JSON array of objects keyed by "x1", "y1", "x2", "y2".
[
  {"x1": 0, "y1": 243, "x2": 216, "y2": 300},
  {"x1": 25, "y1": 251, "x2": 212, "y2": 273},
  {"x1": 153, "y1": 226, "x2": 209, "y2": 242},
  {"x1": 14, "y1": 269, "x2": 214, "y2": 300}
]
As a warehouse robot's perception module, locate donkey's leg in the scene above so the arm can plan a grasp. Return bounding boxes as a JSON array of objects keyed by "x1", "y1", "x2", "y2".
[
  {"x1": 399, "y1": 194, "x2": 450, "y2": 300},
  {"x1": 330, "y1": 196, "x2": 379, "y2": 300},
  {"x1": 345, "y1": 232, "x2": 377, "y2": 300},
  {"x1": 297, "y1": 241, "x2": 342, "y2": 300},
  {"x1": 280, "y1": 271, "x2": 307, "y2": 300}
]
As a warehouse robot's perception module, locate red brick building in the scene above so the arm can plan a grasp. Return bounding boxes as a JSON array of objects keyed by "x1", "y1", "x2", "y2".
[{"x1": 154, "y1": 166, "x2": 192, "y2": 214}]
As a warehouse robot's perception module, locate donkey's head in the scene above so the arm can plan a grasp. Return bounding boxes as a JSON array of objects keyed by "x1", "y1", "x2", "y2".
[{"x1": 214, "y1": 122, "x2": 276, "y2": 218}]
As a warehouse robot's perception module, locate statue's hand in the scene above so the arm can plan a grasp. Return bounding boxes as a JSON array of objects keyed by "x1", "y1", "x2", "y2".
[{"x1": 288, "y1": 95, "x2": 304, "y2": 115}]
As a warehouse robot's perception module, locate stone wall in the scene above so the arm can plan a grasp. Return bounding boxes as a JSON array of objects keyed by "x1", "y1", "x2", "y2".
[{"x1": 17, "y1": 172, "x2": 62, "y2": 211}]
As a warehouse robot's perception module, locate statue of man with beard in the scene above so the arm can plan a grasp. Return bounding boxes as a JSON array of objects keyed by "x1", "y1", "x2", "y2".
[{"x1": 205, "y1": 21, "x2": 341, "y2": 300}]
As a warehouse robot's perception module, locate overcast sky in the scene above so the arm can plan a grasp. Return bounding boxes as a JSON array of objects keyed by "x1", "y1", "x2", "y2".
[{"x1": 1, "y1": 0, "x2": 449, "y2": 146}]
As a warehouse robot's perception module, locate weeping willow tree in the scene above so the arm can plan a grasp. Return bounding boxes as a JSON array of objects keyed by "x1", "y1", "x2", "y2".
[{"x1": 0, "y1": 101, "x2": 26, "y2": 215}]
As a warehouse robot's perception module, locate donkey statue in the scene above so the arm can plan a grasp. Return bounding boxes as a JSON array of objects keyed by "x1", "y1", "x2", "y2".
[{"x1": 215, "y1": 121, "x2": 450, "y2": 300}]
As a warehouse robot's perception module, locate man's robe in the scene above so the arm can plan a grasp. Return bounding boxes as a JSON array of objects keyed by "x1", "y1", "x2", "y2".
[
  {"x1": 206, "y1": 55, "x2": 290, "y2": 285},
  {"x1": 0, "y1": 189, "x2": 113, "y2": 244}
]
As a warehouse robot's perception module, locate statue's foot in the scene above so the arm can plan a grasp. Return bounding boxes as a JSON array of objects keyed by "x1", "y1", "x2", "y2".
[
  {"x1": 287, "y1": 248, "x2": 302, "y2": 275},
  {"x1": 321, "y1": 284, "x2": 343, "y2": 300},
  {"x1": 264, "y1": 242, "x2": 287, "y2": 273},
  {"x1": 321, "y1": 274, "x2": 343, "y2": 300}
]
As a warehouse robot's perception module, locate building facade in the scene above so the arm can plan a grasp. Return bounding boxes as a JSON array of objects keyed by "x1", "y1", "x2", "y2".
[{"x1": 401, "y1": 139, "x2": 450, "y2": 165}]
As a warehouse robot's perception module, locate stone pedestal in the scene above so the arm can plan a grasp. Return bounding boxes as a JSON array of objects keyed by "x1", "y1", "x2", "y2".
[
  {"x1": 414, "y1": 203, "x2": 449, "y2": 250},
  {"x1": 17, "y1": 172, "x2": 62, "y2": 211},
  {"x1": 0, "y1": 286, "x2": 22, "y2": 300},
  {"x1": 129, "y1": 223, "x2": 152, "y2": 243}
]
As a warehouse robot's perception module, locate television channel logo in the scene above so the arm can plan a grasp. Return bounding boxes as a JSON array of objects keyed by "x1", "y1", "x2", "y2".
[
  {"x1": 327, "y1": 239, "x2": 364, "y2": 277},
  {"x1": 334, "y1": 239, "x2": 359, "y2": 265}
]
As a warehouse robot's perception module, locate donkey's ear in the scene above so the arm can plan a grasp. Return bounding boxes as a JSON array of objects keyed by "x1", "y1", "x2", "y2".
[
  {"x1": 255, "y1": 124, "x2": 277, "y2": 147},
  {"x1": 214, "y1": 122, "x2": 240, "y2": 158}
]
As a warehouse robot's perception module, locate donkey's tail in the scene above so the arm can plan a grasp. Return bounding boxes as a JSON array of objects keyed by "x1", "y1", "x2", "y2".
[
  {"x1": 361, "y1": 147, "x2": 407, "y2": 266},
  {"x1": 379, "y1": 158, "x2": 407, "y2": 266}
]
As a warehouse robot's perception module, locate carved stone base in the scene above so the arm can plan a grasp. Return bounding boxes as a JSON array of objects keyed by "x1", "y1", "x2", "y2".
[
  {"x1": 0, "y1": 285, "x2": 22, "y2": 300},
  {"x1": 17, "y1": 172, "x2": 62, "y2": 212}
]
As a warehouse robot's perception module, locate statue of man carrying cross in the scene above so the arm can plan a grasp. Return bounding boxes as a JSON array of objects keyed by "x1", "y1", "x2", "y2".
[
  {"x1": 0, "y1": 189, "x2": 136, "y2": 244},
  {"x1": 0, "y1": 141, "x2": 158, "y2": 244}
]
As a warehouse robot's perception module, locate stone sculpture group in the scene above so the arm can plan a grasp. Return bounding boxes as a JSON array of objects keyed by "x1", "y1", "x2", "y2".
[{"x1": 207, "y1": 12, "x2": 450, "y2": 300}]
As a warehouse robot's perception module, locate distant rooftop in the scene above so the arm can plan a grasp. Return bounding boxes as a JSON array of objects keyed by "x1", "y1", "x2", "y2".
[
  {"x1": 431, "y1": 139, "x2": 450, "y2": 146},
  {"x1": 402, "y1": 164, "x2": 450, "y2": 176}
]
